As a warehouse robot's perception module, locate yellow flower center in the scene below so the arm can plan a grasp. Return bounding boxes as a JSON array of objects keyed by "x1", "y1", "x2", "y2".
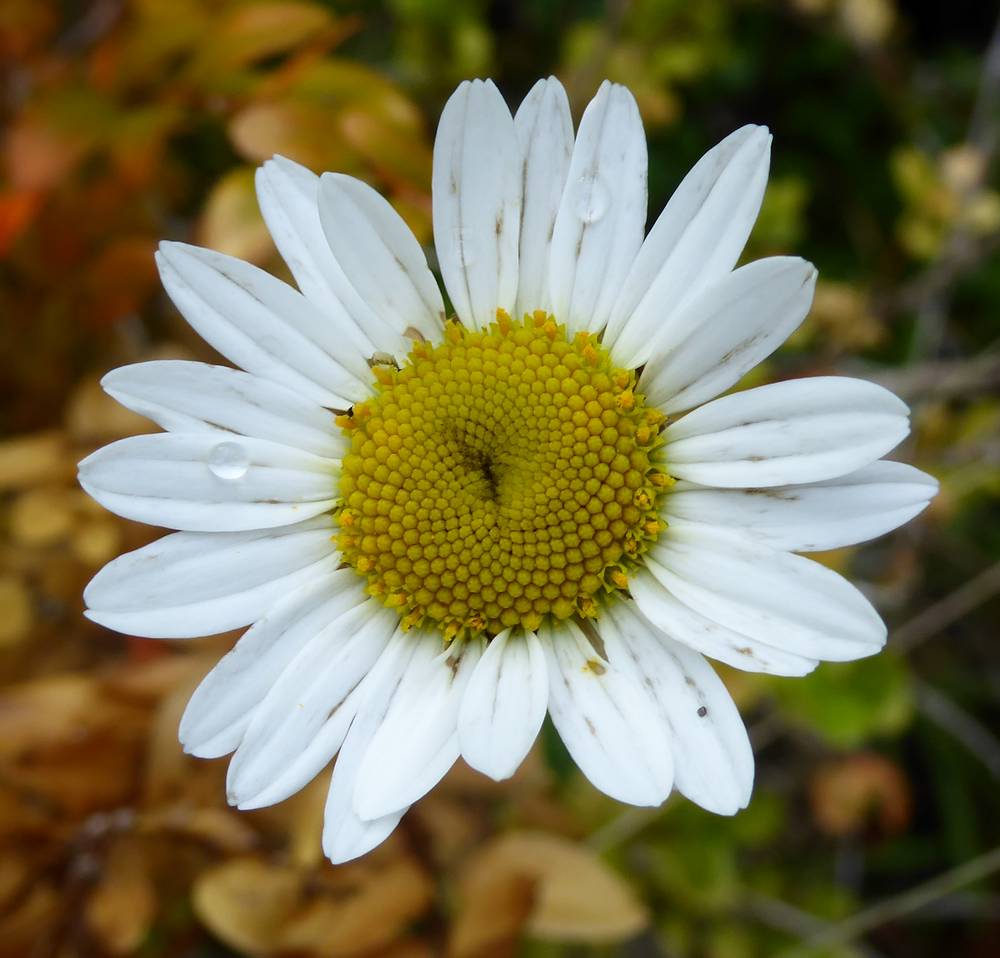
[{"x1": 334, "y1": 309, "x2": 671, "y2": 639}]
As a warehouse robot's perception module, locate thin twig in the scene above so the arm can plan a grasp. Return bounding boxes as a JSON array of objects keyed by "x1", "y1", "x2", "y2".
[
  {"x1": 744, "y1": 893, "x2": 888, "y2": 958},
  {"x1": 774, "y1": 845, "x2": 1000, "y2": 957},
  {"x1": 587, "y1": 805, "x2": 665, "y2": 853},
  {"x1": 858, "y1": 352, "x2": 1000, "y2": 401},
  {"x1": 891, "y1": 559, "x2": 1000, "y2": 652},
  {"x1": 915, "y1": 680, "x2": 1000, "y2": 781}
]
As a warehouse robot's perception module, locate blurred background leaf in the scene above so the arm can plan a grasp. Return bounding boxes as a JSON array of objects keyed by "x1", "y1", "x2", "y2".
[{"x1": 2, "y1": 0, "x2": 999, "y2": 956}]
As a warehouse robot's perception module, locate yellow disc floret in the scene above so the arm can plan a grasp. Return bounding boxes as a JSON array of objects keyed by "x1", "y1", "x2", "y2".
[{"x1": 335, "y1": 309, "x2": 670, "y2": 638}]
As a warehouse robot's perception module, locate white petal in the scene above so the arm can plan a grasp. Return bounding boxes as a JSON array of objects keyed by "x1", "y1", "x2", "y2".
[
  {"x1": 156, "y1": 241, "x2": 372, "y2": 408},
  {"x1": 102, "y1": 361, "x2": 346, "y2": 458},
  {"x1": 663, "y1": 376, "x2": 910, "y2": 487},
  {"x1": 318, "y1": 172, "x2": 445, "y2": 340},
  {"x1": 629, "y1": 566, "x2": 818, "y2": 676},
  {"x1": 541, "y1": 620, "x2": 673, "y2": 806},
  {"x1": 548, "y1": 81, "x2": 647, "y2": 334},
  {"x1": 605, "y1": 125, "x2": 771, "y2": 368},
  {"x1": 352, "y1": 636, "x2": 483, "y2": 820},
  {"x1": 513, "y1": 77, "x2": 574, "y2": 316},
  {"x1": 255, "y1": 156, "x2": 396, "y2": 352},
  {"x1": 83, "y1": 517, "x2": 337, "y2": 638},
  {"x1": 79, "y1": 433, "x2": 337, "y2": 532},
  {"x1": 458, "y1": 629, "x2": 548, "y2": 781},
  {"x1": 432, "y1": 79, "x2": 521, "y2": 330},
  {"x1": 649, "y1": 525, "x2": 887, "y2": 662},
  {"x1": 227, "y1": 600, "x2": 396, "y2": 807},
  {"x1": 601, "y1": 602, "x2": 753, "y2": 815},
  {"x1": 663, "y1": 460, "x2": 938, "y2": 553},
  {"x1": 322, "y1": 631, "x2": 427, "y2": 863},
  {"x1": 179, "y1": 573, "x2": 368, "y2": 758},
  {"x1": 639, "y1": 257, "x2": 817, "y2": 412}
]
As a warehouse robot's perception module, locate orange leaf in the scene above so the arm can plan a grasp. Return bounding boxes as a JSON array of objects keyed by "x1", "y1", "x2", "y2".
[{"x1": 0, "y1": 190, "x2": 42, "y2": 256}]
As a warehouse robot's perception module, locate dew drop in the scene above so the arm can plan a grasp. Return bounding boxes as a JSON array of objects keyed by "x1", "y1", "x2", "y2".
[
  {"x1": 208, "y1": 441, "x2": 249, "y2": 481},
  {"x1": 571, "y1": 175, "x2": 610, "y2": 224}
]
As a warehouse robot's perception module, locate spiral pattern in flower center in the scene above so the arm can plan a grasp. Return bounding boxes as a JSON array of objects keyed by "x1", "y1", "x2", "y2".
[{"x1": 335, "y1": 309, "x2": 671, "y2": 639}]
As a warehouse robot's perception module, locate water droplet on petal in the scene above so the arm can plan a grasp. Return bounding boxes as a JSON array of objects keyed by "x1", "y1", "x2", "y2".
[
  {"x1": 208, "y1": 441, "x2": 249, "y2": 481},
  {"x1": 571, "y1": 175, "x2": 610, "y2": 224}
]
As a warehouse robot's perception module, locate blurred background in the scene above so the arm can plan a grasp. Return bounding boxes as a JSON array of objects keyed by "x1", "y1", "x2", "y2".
[{"x1": 2, "y1": 0, "x2": 999, "y2": 955}]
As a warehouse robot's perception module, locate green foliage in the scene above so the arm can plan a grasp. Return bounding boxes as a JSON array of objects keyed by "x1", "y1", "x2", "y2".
[{"x1": 773, "y1": 655, "x2": 914, "y2": 748}]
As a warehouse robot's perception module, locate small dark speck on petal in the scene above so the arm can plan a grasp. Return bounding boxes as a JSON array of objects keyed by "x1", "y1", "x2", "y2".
[{"x1": 697, "y1": 706, "x2": 708, "y2": 717}]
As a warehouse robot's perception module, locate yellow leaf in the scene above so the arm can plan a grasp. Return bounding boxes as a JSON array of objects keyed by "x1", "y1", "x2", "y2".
[
  {"x1": 197, "y1": 167, "x2": 273, "y2": 265},
  {"x1": 193, "y1": 858, "x2": 301, "y2": 956},
  {"x1": 228, "y1": 100, "x2": 360, "y2": 173},
  {"x1": 0, "y1": 432, "x2": 70, "y2": 491},
  {"x1": 451, "y1": 831, "x2": 648, "y2": 954},
  {"x1": 214, "y1": 1, "x2": 335, "y2": 68},
  {"x1": 8, "y1": 487, "x2": 76, "y2": 547}
]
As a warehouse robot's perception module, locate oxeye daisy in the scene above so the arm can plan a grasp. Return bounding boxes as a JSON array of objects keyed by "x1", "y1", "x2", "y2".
[{"x1": 79, "y1": 77, "x2": 937, "y2": 863}]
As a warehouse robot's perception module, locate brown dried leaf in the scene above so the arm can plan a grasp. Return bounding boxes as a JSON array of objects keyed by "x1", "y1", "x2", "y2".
[
  {"x1": 0, "y1": 882, "x2": 59, "y2": 958},
  {"x1": 139, "y1": 806, "x2": 258, "y2": 854},
  {"x1": 85, "y1": 836, "x2": 157, "y2": 954},
  {"x1": 278, "y1": 858, "x2": 434, "y2": 957},
  {"x1": 0, "y1": 674, "x2": 106, "y2": 760},
  {"x1": 8, "y1": 487, "x2": 76, "y2": 547},
  {"x1": 0, "y1": 575, "x2": 33, "y2": 648},
  {"x1": 451, "y1": 831, "x2": 648, "y2": 955},
  {"x1": 193, "y1": 858, "x2": 302, "y2": 956},
  {"x1": 810, "y1": 752, "x2": 912, "y2": 837},
  {"x1": 0, "y1": 432, "x2": 71, "y2": 491}
]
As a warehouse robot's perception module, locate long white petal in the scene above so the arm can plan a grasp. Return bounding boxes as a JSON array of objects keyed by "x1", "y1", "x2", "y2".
[
  {"x1": 649, "y1": 525, "x2": 887, "y2": 662},
  {"x1": 541, "y1": 620, "x2": 673, "y2": 806},
  {"x1": 663, "y1": 460, "x2": 938, "y2": 553},
  {"x1": 458, "y1": 629, "x2": 548, "y2": 781},
  {"x1": 83, "y1": 517, "x2": 337, "y2": 638},
  {"x1": 255, "y1": 156, "x2": 398, "y2": 352},
  {"x1": 602, "y1": 602, "x2": 753, "y2": 815},
  {"x1": 156, "y1": 241, "x2": 372, "y2": 408},
  {"x1": 432, "y1": 79, "x2": 521, "y2": 330},
  {"x1": 629, "y1": 566, "x2": 818, "y2": 676},
  {"x1": 318, "y1": 172, "x2": 445, "y2": 340},
  {"x1": 179, "y1": 573, "x2": 368, "y2": 758},
  {"x1": 605, "y1": 125, "x2": 771, "y2": 368},
  {"x1": 639, "y1": 257, "x2": 817, "y2": 412},
  {"x1": 662, "y1": 376, "x2": 910, "y2": 487},
  {"x1": 352, "y1": 636, "x2": 483, "y2": 820},
  {"x1": 513, "y1": 77, "x2": 574, "y2": 316},
  {"x1": 227, "y1": 600, "x2": 396, "y2": 807},
  {"x1": 322, "y1": 630, "x2": 428, "y2": 863},
  {"x1": 102, "y1": 361, "x2": 346, "y2": 459},
  {"x1": 548, "y1": 81, "x2": 647, "y2": 334},
  {"x1": 79, "y1": 433, "x2": 337, "y2": 532}
]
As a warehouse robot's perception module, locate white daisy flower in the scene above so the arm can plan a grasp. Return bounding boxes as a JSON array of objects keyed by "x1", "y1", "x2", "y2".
[{"x1": 80, "y1": 77, "x2": 937, "y2": 863}]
